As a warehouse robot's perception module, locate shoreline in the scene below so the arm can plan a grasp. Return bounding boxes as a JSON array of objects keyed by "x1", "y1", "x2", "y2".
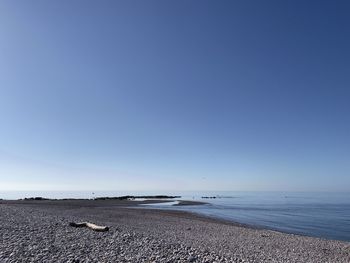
[
  {"x1": 1, "y1": 198, "x2": 349, "y2": 241},
  {"x1": 133, "y1": 199, "x2": 350, "y2": 243},
  {"x1": 1, "y1": 199, "x2": 349, "y2": 262},
  {"x1": 1, "y1": 198, "x2": 349, "y2": 242}
]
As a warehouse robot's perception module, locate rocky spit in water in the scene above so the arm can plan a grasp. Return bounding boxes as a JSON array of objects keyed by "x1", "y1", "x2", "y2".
[{"x1": 0, "y1": 200, "x2": 349, "y2": 263}]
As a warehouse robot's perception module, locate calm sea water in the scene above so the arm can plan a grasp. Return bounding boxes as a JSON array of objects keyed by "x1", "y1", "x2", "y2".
[
  {"x1": 159, "y1": 191, "x2": 350, "y2": 242},
  {"x1": 1, "y1": 191, "x2": 350, "y2": 242}
]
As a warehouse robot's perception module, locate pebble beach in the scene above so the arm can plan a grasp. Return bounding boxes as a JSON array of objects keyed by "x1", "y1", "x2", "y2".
[{"x1": 1, "y1": 200, "x2": 349, "y2": 263}]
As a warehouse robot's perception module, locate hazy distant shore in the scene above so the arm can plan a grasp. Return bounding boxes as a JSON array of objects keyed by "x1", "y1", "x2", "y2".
[
  {"x1": 4, "y1": 195, "x2": 181, "y2": 201},
  {"x1": 1, "y1": 199, "x2": 349, "y2": 263}
]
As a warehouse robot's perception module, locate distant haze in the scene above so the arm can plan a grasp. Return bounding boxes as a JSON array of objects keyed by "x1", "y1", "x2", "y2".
[{"x1": 0, "y1": 1, "x2": 349, "y2": 192}]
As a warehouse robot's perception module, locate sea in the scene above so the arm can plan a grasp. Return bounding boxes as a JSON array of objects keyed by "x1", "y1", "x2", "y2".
[{"x1": 1, "y1": 191, "x2": 349, "y2": 242}]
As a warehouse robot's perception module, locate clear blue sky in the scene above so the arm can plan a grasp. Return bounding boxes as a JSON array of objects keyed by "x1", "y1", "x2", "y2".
[{"x1": 0, "y1": 0, "x2": 349, "y2": 192}]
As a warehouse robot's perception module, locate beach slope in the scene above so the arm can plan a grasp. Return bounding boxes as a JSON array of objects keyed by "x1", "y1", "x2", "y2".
[{"x1": 1, "y1": 200, "x2": 349, "y2": 262}]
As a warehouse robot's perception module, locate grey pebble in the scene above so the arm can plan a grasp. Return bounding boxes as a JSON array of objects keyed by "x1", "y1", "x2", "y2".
[{"x1": 1, "y1": 203, "x2": 349, "y2": 263}]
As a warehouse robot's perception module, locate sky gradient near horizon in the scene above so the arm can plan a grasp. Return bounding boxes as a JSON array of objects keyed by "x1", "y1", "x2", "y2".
[{"x1": 0, "y1": 0, "x2": 350, "y2": 192}]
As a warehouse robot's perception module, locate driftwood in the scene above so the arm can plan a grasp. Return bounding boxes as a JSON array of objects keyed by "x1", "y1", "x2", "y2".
[{"x1": 69, "y1": 222, "x2": 109, "y2": 232}]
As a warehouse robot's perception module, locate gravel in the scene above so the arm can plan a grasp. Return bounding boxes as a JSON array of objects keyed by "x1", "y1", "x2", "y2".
[{"x1": 0, "y1": 201, "x2": 349, "y2": 263}]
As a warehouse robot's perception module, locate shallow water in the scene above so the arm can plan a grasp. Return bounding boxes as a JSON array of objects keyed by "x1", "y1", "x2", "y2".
[
  {"x1": 156, "y1": 192, "x2": 350, "y2": 242},
  {"x1": 141, "y1": 200, "x2": 180, "y2": 206},
  {"x1": 2, "y1": 191, "x2": 350, "y2": 242}
]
